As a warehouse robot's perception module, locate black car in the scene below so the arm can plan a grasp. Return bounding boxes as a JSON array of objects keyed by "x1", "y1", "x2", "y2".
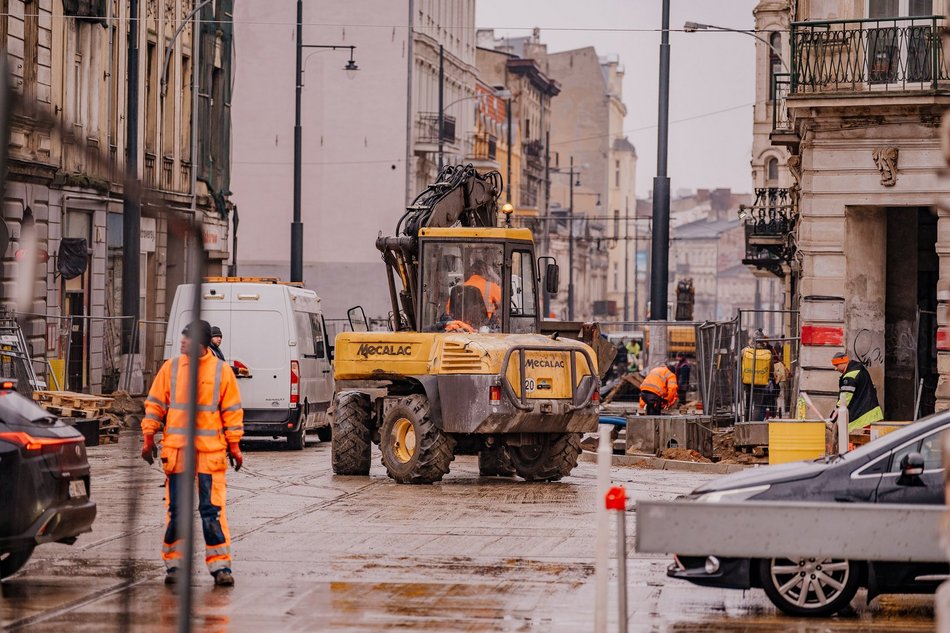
[
  {"x1": 0, "y1": 381, "x2": 96, "y2": 579},
  {"x1": 668, "y1": 412, "x2": 950, "y2": 617}
]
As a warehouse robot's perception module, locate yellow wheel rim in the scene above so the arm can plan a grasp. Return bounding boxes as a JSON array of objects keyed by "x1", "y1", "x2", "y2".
[{"x1": 392, "y1": 417, "x2": 416, "y2": 463}]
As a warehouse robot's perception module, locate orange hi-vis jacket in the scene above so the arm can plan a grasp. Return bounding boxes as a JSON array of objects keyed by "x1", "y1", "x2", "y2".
[
  {"x1": 143, "y1": 350, "x2": 244, "y2": 452},
  {"x1": 463, "y1": 274, "x2": 501, "y2": 318},
  {"x1": 640, "y1": 366, "x2": 679, "y2": 409}
]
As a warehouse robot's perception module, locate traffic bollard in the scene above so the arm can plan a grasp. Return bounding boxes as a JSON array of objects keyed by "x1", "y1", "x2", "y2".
[
  {"x1": 594, "y1": 424, "x2": 612, "y2": 633},
  {"x1": 606, "y1": 485, "x2": 628, "y2": 633}
]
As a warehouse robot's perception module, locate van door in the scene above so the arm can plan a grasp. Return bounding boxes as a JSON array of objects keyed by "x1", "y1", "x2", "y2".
[
  {"x1": 293, "y1": 310, "x2": 320, "y2": 427},
  {"x1": 230, "y1": 309, "x2": 290, "y2": 414},
  {"x1": 311, "y1": 313, "x2": 334, "y2": 404}
]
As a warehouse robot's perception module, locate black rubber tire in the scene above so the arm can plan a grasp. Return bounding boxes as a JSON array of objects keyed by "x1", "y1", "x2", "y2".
[
  {"x1": 331, "y1": 391, "x2": 373, "y2": 475},
  {"x1": 315, "y1": 425, "x2": 332, "y2": 442},
  {"x1": 379, "y1": 394, "x2": 455, "y2": 484},
  {"x1": 287, "y1": 424, "x2": 306, "y2": 450},
  {"x1": 758, "y1": 557, "x2": 860, "y2": 617},
  {"x1": 508, "y1": 433, "x2": 582, "y2": 481},
  {"x1": 479, "y1": 444, "x2": 515, "y2": 477},
  {"x1": 0, "y1": 546, "x2": 34, "y2": 580}
]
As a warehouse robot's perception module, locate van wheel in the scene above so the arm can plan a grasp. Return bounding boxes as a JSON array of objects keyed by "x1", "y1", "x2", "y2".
[
  {"x1": 287, "y1": 425, "x2": 306, "y2": 450},
  {"x1": 331, "y1": 391, "x2": 372, "y2": 475},
  {"x1": 508, "y1": 433, "x2": 582, "y2": 481},
  {"x1": 380, "y1": 394, "x2": 455, "y2": 484},
  {"x1": 316, "y1": 425, "x2": 332, "y2": 442}
]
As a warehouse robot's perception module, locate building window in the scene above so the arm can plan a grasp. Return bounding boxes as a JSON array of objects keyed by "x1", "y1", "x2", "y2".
[
  {"x1": 524, "y1": 117, "x2": 530, "y2": 140},
  {"x1": 769, "y1": 32, "x2": 782, "y2": 93},
  {"x1": 613, "y1": 209, "x2": 620, "y2": 240},
  {"x1": 615, "y1": 160, "x2": 620, "y2": 187},
  {"x1": 767, "y1": 157, "x2": 779, "y2": 183}
]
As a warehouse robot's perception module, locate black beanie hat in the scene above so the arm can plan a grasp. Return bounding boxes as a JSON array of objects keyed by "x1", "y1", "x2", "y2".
[{"x1": 182, "y1": 320, "x2": 213, "y2": 347}]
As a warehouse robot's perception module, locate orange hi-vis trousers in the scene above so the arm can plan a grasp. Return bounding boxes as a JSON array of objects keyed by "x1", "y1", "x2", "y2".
[{"x1": 161, "y1": 447, "x2": 231, "y2": 575}]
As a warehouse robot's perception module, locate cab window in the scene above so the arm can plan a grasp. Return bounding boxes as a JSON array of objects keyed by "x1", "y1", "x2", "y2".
[
  {"x1": 294, "y1": 312, "x2": 315, "y2": 356},
  {"x1": 510, "y1": 250, "x2": 538, "y2": 334},
  {"x1": 888, "y1": 429, "x2": 945, "y2": 473},
  {"x1": 420, "y1": 242, "x2": 504, "y2": 333}
]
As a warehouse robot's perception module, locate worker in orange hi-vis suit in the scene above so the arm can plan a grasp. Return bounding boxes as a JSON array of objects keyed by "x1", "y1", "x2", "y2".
[
  {"x1": 141, "y1": 319, "x2": 244, "y2": 587},
  {"x1": 638, "y1": 363, "x2": 679, "y2": 415}
]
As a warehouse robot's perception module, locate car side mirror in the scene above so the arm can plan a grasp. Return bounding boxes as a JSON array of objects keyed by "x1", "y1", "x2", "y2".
[
  {"x1": 545, "y1": 263, "x2": 559, "y2": 295},
  {"x1": 900, "y1": 452, "x2": 925, "y2": 477},
  {"x1": 347, "y1": 305, "x2": 369, "y2": 332}
]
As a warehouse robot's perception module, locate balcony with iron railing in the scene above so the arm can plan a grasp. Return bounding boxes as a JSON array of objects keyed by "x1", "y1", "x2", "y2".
[
  {"x1": 792, "y1": 15, "x2": 950, "y2": 92},
  {"x1": 415, "y1": 112, "x2": 457, "y2": 148},
  {"x1": 740, "y1": 187, "x2": 798, "y2": 278},
  {"x1": 466, "y1": 132, "x2": 498, "y2": 164},
  {"x1": 772, "y1": 15, "x2": 950, "y2": 139}
]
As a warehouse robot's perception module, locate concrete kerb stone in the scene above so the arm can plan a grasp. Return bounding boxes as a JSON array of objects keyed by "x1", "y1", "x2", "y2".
[{"x1": 578, "y1": 450, "x2": 749, "y2": 475}]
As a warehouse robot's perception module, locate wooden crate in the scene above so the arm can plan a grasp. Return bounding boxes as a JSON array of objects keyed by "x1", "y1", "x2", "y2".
[{"x1": 33, "y1": 390, "x2": 113, "y2": 411}]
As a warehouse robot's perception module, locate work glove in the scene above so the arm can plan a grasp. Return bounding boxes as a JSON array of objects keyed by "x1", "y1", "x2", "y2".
[
  {"x1": 141, "y1": 434, "x2": 158, "y2": 465},
  {"x1": 228, "y1": 442, "x2": 243, "y2": 472}
]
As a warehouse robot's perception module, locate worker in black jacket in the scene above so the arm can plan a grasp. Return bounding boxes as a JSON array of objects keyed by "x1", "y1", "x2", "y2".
[{"x1": 831, "y1": 352, "x2": 883, "y2": 431}]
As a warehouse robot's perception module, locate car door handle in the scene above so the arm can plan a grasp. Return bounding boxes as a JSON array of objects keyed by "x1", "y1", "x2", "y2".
[{"x1": 303, "y1": 354, "x2": 321, "y2": 359}]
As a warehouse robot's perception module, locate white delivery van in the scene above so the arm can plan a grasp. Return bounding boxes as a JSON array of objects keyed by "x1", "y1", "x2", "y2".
[{"x1": 164, "y1": 279, "x2": 334, "y2": 449}]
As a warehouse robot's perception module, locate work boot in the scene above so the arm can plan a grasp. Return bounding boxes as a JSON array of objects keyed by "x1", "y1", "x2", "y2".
[
  {"x1": 164, "y1": 568, "x2": 178, "y2": 585},
  {"x1": 213, "y1": 570, "x2": 234, "y2": 587}
]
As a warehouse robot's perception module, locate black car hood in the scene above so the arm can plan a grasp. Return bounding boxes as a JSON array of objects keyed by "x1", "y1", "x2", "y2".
[{"x1": 692, "y1": 458, "x2": 832, "y2": 494}]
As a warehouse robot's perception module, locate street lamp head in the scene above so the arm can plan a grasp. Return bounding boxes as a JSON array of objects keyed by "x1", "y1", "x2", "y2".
[
  {"x1": 344, "y1": 58, "x2": 359, "y2": 79},
  {"x1": 493, "y1": 88, "x2": 512, "y2": 99},
  {"x1": 683, "y1": 21, "x2": 707, "y2": 33}
]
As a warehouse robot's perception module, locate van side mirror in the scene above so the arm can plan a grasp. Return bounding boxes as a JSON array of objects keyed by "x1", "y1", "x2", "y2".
[
  {"x1": 900, "y1": 451, "x2": 925, "y2": 477},
  {"x1": 545, "y1": 263, "x2": 559, "y2": 295},
  {"x1": 347, "y1": 306, "x2": 369, "y2": 333}
]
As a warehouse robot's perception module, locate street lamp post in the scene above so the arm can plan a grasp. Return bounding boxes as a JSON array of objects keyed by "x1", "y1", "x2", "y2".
[
  {"x1": 292, "y1": 0, "x2": 358, "y2": 284},
  {"x1": 651, "y1": 0, "x2": 672, "y2": 321},
  {"x1": 437, "y1": 45, "x2": 444, "y2": 172},
  {"x1": 683, "y1": 21, "x2": 789, "y2": 72}
]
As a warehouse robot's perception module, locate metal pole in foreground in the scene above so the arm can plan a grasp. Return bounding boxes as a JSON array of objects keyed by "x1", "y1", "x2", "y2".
[
  {"x1": 594, "y1": 424, "x2": 612, "y2": 633},
  {"x1": 122, "y1": 0, "x2": 141, "y2": 353},
  {"x1": 650, "y1": 0, "x2": 671, "y2": 320},
  {"x1": 290, "y1": 0, "x2": 304, "y2": 283},
  {"x1": 568, "y1": 155, "x2": 575, "y2": 321},
  {"x1": 606, "y1": 486, "x2": 629, "y2": 633},
  {"x1": 437, "y1": 44, "x2": 444, "y2": 172}
]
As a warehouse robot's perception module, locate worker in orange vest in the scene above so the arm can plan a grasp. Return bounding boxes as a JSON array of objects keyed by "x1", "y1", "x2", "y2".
[
  {"x1": 639, "y1": 363, "x2": 679, "y2": 415},
  {"x1": 142, "y1": 320, "x2": 244, "y2": 587},
  {"x1": 448, "y1": 259, "x2": 501, "y2": 319}
]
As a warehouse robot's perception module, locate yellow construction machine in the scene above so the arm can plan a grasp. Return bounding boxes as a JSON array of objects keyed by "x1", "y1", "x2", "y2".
[{"x1": 331, "y1": 165, "x2": 602, "y2": 484}]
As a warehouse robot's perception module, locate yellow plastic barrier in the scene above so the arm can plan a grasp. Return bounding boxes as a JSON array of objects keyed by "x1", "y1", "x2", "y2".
[{"x1": 769, "y1": 421, "x2": 825, "y2": 465}]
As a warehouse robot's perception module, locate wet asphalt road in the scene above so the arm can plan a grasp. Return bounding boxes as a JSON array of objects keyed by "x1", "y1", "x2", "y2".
[{"x1": 0, "y1": 432, "x2": 936, "y2": 632}]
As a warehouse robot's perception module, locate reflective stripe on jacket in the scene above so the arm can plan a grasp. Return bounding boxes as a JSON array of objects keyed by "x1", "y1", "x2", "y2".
[
  {"x1": 640, "y1": 366, "x2": 678, "y2": 408},
  {"x1": 143, "y1": 349, "x2": 244, "y2": 451},
  {"x1": 463, "y1": 274, "x2": 501, "y2": 317}
]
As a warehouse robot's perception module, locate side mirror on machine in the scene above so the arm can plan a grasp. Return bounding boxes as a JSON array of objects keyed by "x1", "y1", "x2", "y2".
[
  {"x1": 347, "y1": 305, "x2": 369, "y2": 333},
  {"x1": 545, "y1": 263, "x2": 560, "y2": 295}
]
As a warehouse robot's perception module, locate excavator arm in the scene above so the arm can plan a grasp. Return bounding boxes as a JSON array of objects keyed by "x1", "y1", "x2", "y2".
[{"x1": 377, "y1": 165, "x2": 503, "y2": 331}]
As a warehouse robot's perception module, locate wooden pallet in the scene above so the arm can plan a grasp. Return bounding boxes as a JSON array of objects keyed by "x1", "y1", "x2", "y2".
[
  {"x1": 33, "y1": 390, "x2": 113, "y2": 411},
  {"x1": 42, "y1": 404, "x2": 106, "y2": 419}
]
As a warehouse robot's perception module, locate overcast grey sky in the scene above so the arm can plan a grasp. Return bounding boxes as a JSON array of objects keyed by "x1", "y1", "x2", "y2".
[{"x1": 475, "y1": 0, "x2": 757, "y2": 197}]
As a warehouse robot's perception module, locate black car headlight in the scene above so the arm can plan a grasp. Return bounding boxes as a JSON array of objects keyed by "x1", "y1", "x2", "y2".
[{"x1": 694, "y1": 484, "x2": 771, "y2": 503}]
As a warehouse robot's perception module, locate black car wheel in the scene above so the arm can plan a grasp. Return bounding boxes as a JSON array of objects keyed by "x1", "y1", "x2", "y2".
[
  {"x1": 0, "y1": 546, "x2": 35, "y2": 580},
  {"x1": 759, "y1": 557, "x2": 860, "y2": 617}
]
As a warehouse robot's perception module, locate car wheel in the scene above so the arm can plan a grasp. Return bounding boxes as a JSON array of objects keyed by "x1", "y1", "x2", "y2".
[
  {"x1": 508, "y1": 433, "x2": 582, "y2": 481},
  {"x1": 379, "y1": 394, "x2": 455, "y2": 484},
  {"x1": 759, "y1": 557, "x2": 860, "y2": 617},
  {"x1": 316, "y1": 425, "x2": 332, "y2": 442},
  {"x1": 287, "y1": 425, "x2": 306, "y2": 450},
  {"x1": 0, "y1": 546, "x2": 35, "y2": 580}
]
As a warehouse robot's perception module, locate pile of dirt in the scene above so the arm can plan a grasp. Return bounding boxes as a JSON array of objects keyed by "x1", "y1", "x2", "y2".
[
  {"x1": 108, "y1": 390, "x2": 144, "y2": 415},
  {"x1": 661, "y1": 447, "x2": 711, "y2": 463}
]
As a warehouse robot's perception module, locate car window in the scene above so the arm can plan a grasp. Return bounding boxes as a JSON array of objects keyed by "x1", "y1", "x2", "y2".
[
  {"x1": 921, "y1": 432, "x2": 943, "y2": 470},
  {"x1": 889, "y1": 441, "x2": 920, "y2": 473},
  {"x1": 294, "y1": 312, "x2": 315, "y2": 355},
  {"x1": 309, "y1": 314, "x2": 325, "y2": 358}
]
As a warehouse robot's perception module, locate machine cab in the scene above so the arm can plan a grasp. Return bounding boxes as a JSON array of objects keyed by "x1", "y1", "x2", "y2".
[{"x1": 418, "y1": 227, "x2": 543, "y2": 335}]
